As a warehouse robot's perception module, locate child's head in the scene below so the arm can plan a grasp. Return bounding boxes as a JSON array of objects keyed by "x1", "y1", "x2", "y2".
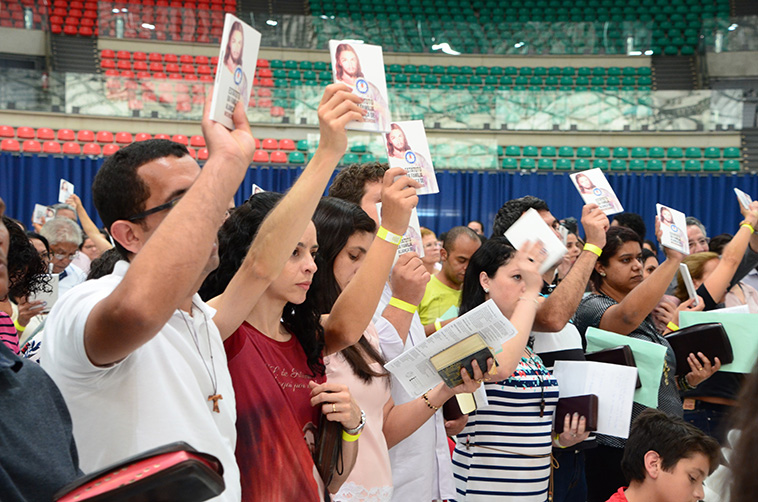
[{"x1": 621, "y1": 409, "x2": 720, "y2": 501}]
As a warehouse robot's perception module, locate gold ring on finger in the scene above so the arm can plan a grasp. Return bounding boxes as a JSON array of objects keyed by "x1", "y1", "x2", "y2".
[{"x1": 332, "y1": 403, "x2": 336, "y2": 413}]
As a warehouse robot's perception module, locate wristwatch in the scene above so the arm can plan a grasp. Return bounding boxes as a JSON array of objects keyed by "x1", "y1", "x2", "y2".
[{"x1": 343, "y1": 409, "x2": 366, "y2": 435}]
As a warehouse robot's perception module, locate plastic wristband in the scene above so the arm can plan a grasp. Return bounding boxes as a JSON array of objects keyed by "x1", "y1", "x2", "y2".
[
  {"x1": 741, "y1": 222, "x2": 755, "y2": 234},
  {"x1": 376, "y1": 226, "x2": 402, "y2": 245},
  {"x1": 434, "y1": 319, "x2": 442, "y2": 331},
  {"x1": 553, "y1": 433, "x2": 568, "y2": 449},
  {"x1": 583, "y1": 243, "x2": 603, "y2": 257},
  {"x1": 13, "y1": 320, "x2": 25, "y2": 333},
  {"x1": 667, "y1": 322, "x2": 679, "y2": 332},
  {"x1": 341, "y1": 430, "x2": 361, "y2": 442},
  {"x1": 389, "y1": 297, "x2": 417, "y2": 314},
  {"x1": 423, "y1": 392, "x2": 440, "y2": 411}
]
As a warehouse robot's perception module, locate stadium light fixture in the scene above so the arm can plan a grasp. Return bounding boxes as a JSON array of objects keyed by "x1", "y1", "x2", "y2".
[
  {"x1": 266, "y1": 19, "x2": 278, "y2": 26},
  {"x1": 431, "y1": 43, "x2": 461, "y2": 55}
]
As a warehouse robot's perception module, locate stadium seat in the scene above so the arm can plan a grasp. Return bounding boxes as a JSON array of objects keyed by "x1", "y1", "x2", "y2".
[
  {"x1": 42, "y1": 141, "x2": 61, "y2": 154},
  {"x1": 629, "y1": 159, "x2": 645, "y2": 171},
  {"x1": 519, "y1": 158, "x2": 536, "y2": 170},
  {"x1": 631, "y1": 147, "x2": 647, "y2": 158},
  {"x1": 612, "y1": 147, "x2": 629, "y2": 158},
  {"x1": 648, "y1": 147, "x2": 665, "y2": 158},
  {"x1": 297, "y1": 139, "x2": 308, "y2": 152},
  {"x1": 252, "y1": 150, "x2": 270, "y2": 163},
  {"x1": 96, "y1": 131, "x2": 114, "y2": 143},
  {"x1": 558, "y1": 146, "x2": 574, "y2": 158},
  {"x1": 115, "y1": 132, "x2": 133, "y2": 144},
  {"x1": 540, "y1": 146, "x2": 556, "y2": 157},
  {"x1": 703, "y1": 147, "x2": 721, "y2": 159},
  {"x1": 135, "y1": 133, "x2": 152, "y2": 142},
  {"x1": 610, "y1": 159, "x2": 626, "y2": 171},
  {"x1": 575, "y1": 158, "x2": 591, "y2": 170},
  {"x1": 0, "y1": 126, "x2": 13, "y2": 138},
  {"x1": 723, "y1": 147, "x2": 740, "y2": 159},
  {"x1": 21, "y1": 140, "x2": 41, "y2": 153},
  {"x1": 665, "y1": 159, "x2": 683, "y2": 172},
  {"x1": 288, "y1": 151, "x2": 306, "y2": 164},
  {"x1": 82, "y1": 143, "x2": 101, "y2": 155},
  {"x1": 538, "y1": 158, "x2": 553, "y2": 170},
  {"x1": 154, "y1": 134, "x2": 171, "y2": 140},
  {"x1": 667, "y1": 147, "x2": 683, "y2": 158},
  {"x1": 646, "y1": 159, "x2": 663, "y2": 171},
  {"x1": 594, "y1": 147, "x2": 610, "y2": 158},
  {"x1": 576, "y1": 146, "x2": 592, "y2": 158},
  {"x1": 190, "y1": 135, "x2": 206, "y2": 147},
  {"x1": 556, "y1": 158, "x2": 572, "y2": 170},
  {"x1": 723, "y1": 159, "x2": 740, "y2": 171},
  {"x1": 270, "y1": 151, "x2": 288, "y2": 163},
  {"x1": 16, "y1": 127, "x2": 35, "y2": 139},
  {"x1": 703, "y1": 159, "x2": 720, "y2": 172},
  {"x1": 262, "y1": 138, "x2": 278, "y2": 150},
  {"x1": 1, "y1": 138, "x2": 20, "y2": 152},
  {"x1": 279, "y1": 139, "x2": 295, "y2": 151},
  {"x1": 198, "y1": 148, "x2": 209, "y2": 160},
  {"x1": 593, "y1": 159, "x2": 609, "y2": 170},
  {"x1": 37, "y1": 128, "x2": 56, "y2": 140},
  {"x1": 77, "y1": 129, "x2": 95, "y2": 142},
  {"x1": 684, "y1": 159, "x2": 701, "y2": 172},
  {"x1": 342, "y1": 153, "x2": 360, "y2": 165},
  {"x1": 501, "y1": 158, "x2": 517, "y2": 169},
  {"x1": 523, "y1": 146, "x2": 538, "y2": 157},
  {"x1": 685, "y1": 147, "x2": 702, "y2": 159},
  {"x1": 62, "y1": 142, "x2": 81, "y2": 155},
  {"x1": 171, "y1": 134, "x2": 189, "y2": 145},
  {"x1": 103, "y1": 144, "x2": 120, "y2": 156}
]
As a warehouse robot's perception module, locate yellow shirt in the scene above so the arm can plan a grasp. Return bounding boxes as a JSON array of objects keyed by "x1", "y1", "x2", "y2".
[{"x1": 418, "y1": 275, "x2": 461, "y2": 326}]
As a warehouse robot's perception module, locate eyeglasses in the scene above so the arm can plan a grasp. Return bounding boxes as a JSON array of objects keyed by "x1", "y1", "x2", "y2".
[
  {"x1": 688, "y1": 237, "x2": 710, "y2": 248},
  {"x1": 127, "y1": 196, "x2": 183, "y2": 222},
  {"x1": 51, "y1": 251, "x2": 78, "y2": 261}
]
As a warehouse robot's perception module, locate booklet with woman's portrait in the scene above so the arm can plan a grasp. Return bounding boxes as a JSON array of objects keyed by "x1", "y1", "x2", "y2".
[
  {"x1": 570, "y1": 168, "x2": 623, "y2": 215},
  {"x1": 657, "y1": 203, "x2": 689, "y2": 255}
]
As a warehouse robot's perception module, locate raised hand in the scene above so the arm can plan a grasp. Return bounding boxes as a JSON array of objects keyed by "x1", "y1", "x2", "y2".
[
  {"x1": 581, "y1": 203, "x2": 609, "y2": 249},
  {"x1": 389, "y1": 252, "x2": 430, "y2": 307},
  {"x1": 513, "y1": 240, "x2": 547, "y2": 294},
  {"x1": 315, "y1": 83, "x2": 365, "y2": 161},
  {"x1": 378, "y1": 167, "x2": 421, "y2": 236},
  {"x1": 201, "y1": 87, "x2": 256, "y2": 168}
]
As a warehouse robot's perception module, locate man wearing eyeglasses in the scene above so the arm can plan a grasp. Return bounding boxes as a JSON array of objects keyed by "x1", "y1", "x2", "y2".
[{"x1": 39, "y1": 217, "x2": 87, "y2": 296}]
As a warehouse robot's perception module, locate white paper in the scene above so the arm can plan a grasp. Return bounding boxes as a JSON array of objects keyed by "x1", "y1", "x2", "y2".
[
  {"x1": 711, "y1": 304, "x2": 750, "y2": 314},
  {"x1": 58, "y1": 179, "x2": 74, "y2": 204},
  {"x1": 32, "y1": 204, "x2": 51, "y2": 225},
  {"x1": 504, "y1": 208, "x2": 567, "y2": 274},
  {"x1": 251, "y1": 183, "x2": 265, "y2": 194},
  {"x1": 386, "y1": 120, "x2": 438, "y2": 195},
  {"x1": 569, "y1": 168, "x2": 624, "y2": 215},
  {"x1": 384, "y1": 299, "x2": 517, "y2": 398},
  {"x1": 329, "y1": 40, "x2": 391, "y2": 133},
  {"x1": 657, "y1": 204, "x2": 689, "y2": 255},
  {"x1": 376, "y1": 203, "x2": 424, "y2": 258},
  {"x1": 678, "y1": 263, "x2": 699, "y2": 306},
  {"x1": 28, "y1": 274, "x2": 59, "y2": 314},
  {"x1": 553, "y1": 360, "x2": 637, "y2": 439},
  {"x1": 209, "y1": 14, "x2": 261, "y2": 129},
  {"x1": 734, "y1": 188, "x2": 753, "y2": 210}
]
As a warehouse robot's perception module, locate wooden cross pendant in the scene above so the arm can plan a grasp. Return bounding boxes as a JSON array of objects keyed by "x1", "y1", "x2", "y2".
[{"x1": 208, "y1": 394, "x2": 223, "y2": 413}]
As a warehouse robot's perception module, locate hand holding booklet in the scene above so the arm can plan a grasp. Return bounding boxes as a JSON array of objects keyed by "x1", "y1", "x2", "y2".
[
  {"x1": 569, "y1": 168, "x2": 623, "y2": 215},
  {"x1": 384, "y1": 299, "x2": 517, "y2": 398},
  {"x1": 504, "y1": 208, "x2": 566, "y2": 274},
  {"x1": 657, "y1": 203, "x2": 689, "y2": 255}
]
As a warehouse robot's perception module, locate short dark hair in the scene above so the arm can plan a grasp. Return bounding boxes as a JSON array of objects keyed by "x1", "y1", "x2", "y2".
[
  {"x1": 443, "y1": 226, "x2": 480, "y2": 253},
  {"x1": 613, "y1": 212, "x2": 647, "y2": 241},
  {"x1": 708, "y1": 233, "x2": 732, "y2": 255},
  {"x1": 25, "y1": 231, "x2": 49, "y2": 253},
  {"x1": 621, "y1": 409, "x2": 720, "y2": 483},
  {"x1": 643, "y1": 239, "x2": 658, "y2": 255},
  {"x1": 3, "y1": 216, "x2": 49, "y2": 300},
  {"x1": 491, "y1": 196, "x2": 549, "y2": 238},
  {"x1": 328, "y1": 162, "x2": 388, "y2": 206},
  {"x1": 92, "y1": 139, "x2": 189, "y2": 257},
  {"x1": 460, "y1": 237, "x2": 517, "y2": 316},
  {"x1": 641, "y1": 247, "x2": 656, "y2": 263},
  {"x1": 590, "y1": 226, "x2": 643, "y2": 291}
]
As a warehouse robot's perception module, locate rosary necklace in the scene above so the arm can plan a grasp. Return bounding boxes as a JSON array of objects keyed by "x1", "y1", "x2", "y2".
[{"x1": 180, "y1": 303, "x2": 223, "y2": 413}]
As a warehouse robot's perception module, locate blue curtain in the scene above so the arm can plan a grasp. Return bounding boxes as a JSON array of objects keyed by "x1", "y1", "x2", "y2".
[{"x1": 2, "y1": 153, "x2": 757, "y2": 243}]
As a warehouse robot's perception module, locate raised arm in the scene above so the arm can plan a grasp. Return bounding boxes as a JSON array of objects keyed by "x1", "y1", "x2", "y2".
[
  {"x1": 67, "y1": 193, "x2": 113, "y2": 254},
  {"x1": 323, "y1": 167, "x2": 420, "y2": 354},
  {"x1": 83, "y1": 93, "x2": 256, "y2": 366},
  {"x1": 380, "y1": 253, "x2": 429, "y2": 345},
  {"x1": 534, "y1": 204, "x2": 608, "y2": 331},
  {"x1": 210, "y1": 84, "x2": 364, "y2": 339}
]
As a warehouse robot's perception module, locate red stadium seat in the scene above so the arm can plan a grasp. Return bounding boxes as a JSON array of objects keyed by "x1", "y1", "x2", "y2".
[
  {"x1": 62, "y1": 142, "x2": 81, "y2": 155},
  {"x1": 42, "y1": 141, "x2": 61, "y2": 154},
  {"x1": 103, "y1": 144, "x2": 120, "y2": 156},
  {"x1": 257, "y1": 88, "x2": 272, "y2": 97},
  {"x1": 135, "y1": 133, "x2": 152, "y2": 142},
  {"x1": 149, "y1": 62, "x2": 164, "y2": 72},
  {"x1": 82, "y1": 143, "x2": 101, "y2": 155},
  {"x1": 16, "y1": 127, "x2": 35, "y2": 139},
  {"x1": 79, "y1": 26, "x2": 93, "y2": 36},
  {"x1": 148, "y1": 52, "x2": 163, "y2": 62},
  {"x1": 195, "y1": 55, "x2": 209, "y2": 65},
  {"x1": 77, "y1": 129, "x2": 95, "y2": 142},
  {"x1": 257, "y1": 68, "x2": 272, "y2": 78},
  {"x1": 171, "y1": 134, "x2": 189, "y2": 145},
  {"x1": 115, "y1": 132, "x2": 133, "y2": 144},
  {"x1": 134, "y1": 61, "x2": 148, "y2": 72},
  {"x1": 181, "y1": 64, "x2": 195, "y2": 75},
  {"x1": 190, "y1": 135, "x2": 205, "y2": 147},
  {"x1": 270, "y1": 151, "x2": 288, "y2": 163},
  {"x1": 187, "y1": 147, "x2": 197, "y2": 158},
  {"x1": 279, "y1": 139, "x2": 295, "y2": 151},
  {"x1": 179, "y1": 54, "x2": 193, "y2": 64},
  {"x1": 197, "y1": 147, "x2": 209, "y2": 160},
  {"x1": 35, "y1": 128, "x2": 54, "y2": 140},
  {"x1": 0, "y1": 126, "x2": 14, "y2": 138},
  {"x1": 270, "y1": 106, "x2": 285, "y2": 117},
  {"x1": 261, "y1": 138, "x2": 278, "y2": 150},
  {"x1": 21, "y1": 140, "x2": 41, "y2": 153},
  {"x1": 154, "y1": 133, "x2": 171, "y2": 140},
  {"x1": 1, "y1": 139, "x2": 20, "y2": 152},
  {"x1": 197, "y1": 65, "x2": 212, "y2": 75},
  {"x1": 57, "y1": 129, "x2": 75, "y2": 141},
  {"x1": 257, "y1": 58, "x2": 269, "y2": 68},
  {"x1": 63, "y1": 25, "x2": 77, "y2": 35},
  {"x1": 116, "y1": 50, "x2": 131, "y2": 60},
  {"x1": 164, "y1": 54, "x2": 178, "y2": 64},
  {"x1": 133, "y1": 51, "x2": 147, "y2": 61},
  {"x1": 254, "y1": 138, "x2": 261, "y2": 149},
  {"x1": 252, "y1": 150, "x2": 269, "y2": 163},
  {"x1": 116, "y1": 60, "x2": 131, "y2": 71},
  {"x1": 166, "y1": 63, "x2": 180, "y2": 74},
  {"x1": 101, "y1": 49, "x2": 116, "y2": 59},
  {"x1": 96, "y1": 130, "x2": 114, "y2": 143},
  {"x1": 185, "y1": 74, "x2": 198, "y2": 81}
]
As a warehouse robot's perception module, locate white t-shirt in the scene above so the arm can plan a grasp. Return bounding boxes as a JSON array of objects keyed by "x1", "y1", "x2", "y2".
[
  {"x1": 40, "y1": 261, "x2": 240, "y2": 502},
  {"x1": 373, "y1": 283, "x2": 456, "y2": 502},
  {"x1": 59, "y1": 263, "x2": 87, "y2": 297}
]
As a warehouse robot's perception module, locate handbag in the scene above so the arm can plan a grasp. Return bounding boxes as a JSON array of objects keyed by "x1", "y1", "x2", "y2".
[
  {"x1": 553, "y1": 394, "x2": 599, "y2": 434},
  {"x1": 54, "y1": 442, "x2": 224, "y2": 502},
  {"x1": 585, "y1": 345, "x2": 642, "y2": 389},
  {"x1": 665, "y1": 322, "x2": 734, "y2": 376},
  {"x1": 314, "y1": 413, "x2": 343, "y2": 491}
]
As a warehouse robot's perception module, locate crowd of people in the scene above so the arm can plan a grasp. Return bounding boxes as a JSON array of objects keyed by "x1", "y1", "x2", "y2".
[{"x1": 2, "y1": 83, "x2": 758, "y2": 502}]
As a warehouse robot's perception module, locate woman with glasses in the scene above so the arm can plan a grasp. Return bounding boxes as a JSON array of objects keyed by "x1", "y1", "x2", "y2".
[{"x1": 420, "y1": 227, "x2": 442, "y2": 275}]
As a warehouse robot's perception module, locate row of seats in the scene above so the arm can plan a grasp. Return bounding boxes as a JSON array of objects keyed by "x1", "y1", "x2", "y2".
[
  {"x1": 500, "y1": 157, "x2": 741, "y2": 172},
  {"x1": 499, "y1": 145, "x2": 741, "y2": 160},
  {"x1": 0, "y1": 0, "x2": 43, "y2": 29}
]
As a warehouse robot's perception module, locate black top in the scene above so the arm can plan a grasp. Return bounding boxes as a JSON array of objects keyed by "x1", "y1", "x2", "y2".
[{"x1": 0, "y1": 343, "x2": 81, "y2": 502}]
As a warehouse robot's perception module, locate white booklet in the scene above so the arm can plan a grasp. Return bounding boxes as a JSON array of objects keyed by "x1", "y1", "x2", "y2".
[
  {"x1": 552, "y1": 360, "x2": 637, "y2": 439},
  {"x1": 734, "y1": 187, "x2": 753, "y2": 211},
  {"x1": 678, "y1": 263, "x2": 699, "y2": 306},
  {"x1": 32, "y1": 204, "x2": 53, "y2": 225},
  {"x1": 384, "y1": 299, "x2": 517, "y2": 398},
  {"x1": 569, "y1": 168, "x2": 623, "y2": 215},
  {"x1": 385, "y1": 120, "x2": 438, "y2": 195},
  {"x1": 209, "y1": 13, "x2": 261, "y2": 129},
  {"x1": 58, "y1": 179, "x2": 74, "y2": 204},
  {"x1": 376, "y1": 203, "x2": 424, "y2": 258},
  {"x1": 657, "y1": 204, "x2": 689, "y2": 255},
  {"x1": 28, "y1": 274, "x2": 59, "y2": 314},
  {"x1": 504, "y1": 208, "x2": 567, "y2": 274},
  {"x1": 329, "y1": 40, "x2": 391, "y2": 133},
  {"x1": 251, "y1": 183, "x2": 266, "y2": 194}
]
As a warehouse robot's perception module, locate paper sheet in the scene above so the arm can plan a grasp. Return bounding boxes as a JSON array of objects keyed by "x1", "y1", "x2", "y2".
[
  {"x1": 553, "y1": 360, "x2": 637, "y2": 438},
  {"x1": 680, "y1": 311, "x2": 758, "y2": 373},
  {"x1": 504, "y1": 208, "x2": 567, "y2": 274},
  {"x1": 384, "y1": 299, "x2": 517, "y2": 398},
  {"x1": 58, "y1": 179, "x2": 74, "y2": 204},
  {"x1": 439, "y1": 305, "x2": 459, "y2": 322},
  {"x1": 585, "y1": 327, "x2": 668, "y2": 408}
]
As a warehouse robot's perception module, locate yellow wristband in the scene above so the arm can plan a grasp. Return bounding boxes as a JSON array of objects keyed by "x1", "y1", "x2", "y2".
[
  {"x1": 13, "y1": 320, "x2": 25, "y2": 333},
  {"x1": 583, "y1": 243, "x2": 602, "y2": 257},
  {"x1": 434, "y1": 319, "x2": 442, "y2": 331},
  {"x1": 376, "y1": 226, "x2": 402, "y2": 245},
  {"x1": 341, "y1": 430, "x2": 361, "y2": 442},
  {"x1": 667, "y1": 322, "x2": 679, "y2": 332},
  {"x1": 553, "y1": 433, "x2": 568, "y2": 449},
  {"x1": 389, "y1": 297, "x2": 417, "y2": 314},
  {"x1": 741, "y1": 223, "x2": 755, "y2": 234}
]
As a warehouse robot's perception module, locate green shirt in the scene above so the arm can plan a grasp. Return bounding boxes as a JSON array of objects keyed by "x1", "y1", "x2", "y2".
[{"x1": 418, "y1": 274, "x2": 461, "y2": 326}]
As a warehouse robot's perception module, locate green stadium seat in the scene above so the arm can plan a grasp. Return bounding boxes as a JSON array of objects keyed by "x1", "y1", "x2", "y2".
[
  {"x1": 314, "y1": 61, "x2": 329, "y2": 71},
  {"x1": 592, "y1": 67, "x2": 606, "y2": 76},
  {"x1": 684, "y1": 159, "x2": 701, "y2": 172},
  {"x1": 703, "y1": 147, "x2": 721, "y2": 158},
  {"x1": 515, "y1": 76, "x2": 529, "y2": 86},
  {"x1": 666, "y1": 159, "x2": 683, "y2": 172},
  {"x1": 548, "y1": 67, "x2": 562, "y2": 76},
  {"x1": 541, "y1": 146, "x2": 557, "y2": 157},
  {"x1": 607, "y1": 67, "x2": 622, "y2": 77},
  {"x1": 490, "y1": 67, "x2": 505, "y2": 76},
  {"x1": 591, "y1": 76, "x2": 605, "y2": 86},
  {"x1": 561, "y1": 67, "x2": 576, "y2": 76},
  {"x1": 556, "y1": 158, "x2": 572, "y2": 170},
  {"x1": 593, "y1": 159, "x2": 609, "y2": 170},
  {"x1": 523, "y1": 145, "x2": 539, "y2": 157},
  {"x1": 500, "y1": 76, "x2": 513, "y2": 86},
  {"x1": 288, "y1": 151, "x2": 306, "y2": 163},
  {"x1": 502, "y1": 157, "x2": 518, "y2": 169},
  {"x1": 630, "y1": 147, "x2": 647, "y2": 158},
  {"x1": 638, "y1": 76, "x2": 653, "y2": 86},
  {"x1": 613, "y1": 147, "x2": 629, "y2": 158},
  {"x1": 606, "y1": 76, "x2": 621, "y2": 86},
  {"x1": 646, "y1": 159, "x2": 663, "y2": 171},
  {"x1": 299, "y1": 61, "x2": 313, "y2": 70},
  {"x1": 270, "y1": 60, "x2": 284, "y2": 69},
  {"x1": 505, "y1": 145, "x2": 521, "y2": 156},
  {"x1": 629, "y1": 159, "x2": 645, "y2": 171},
  {"x1": 638, "y1": 67, "x2": 652, "y2": 76},
  {"x1": 284, "y1": 60, "x2": 298, "y2": 70},
  {"x1": 622, "y1": 67, "x2": 637, "y2": 76},
  {"x1": 303, "y1": 70, "x2": 317, "y2": 81},
  {"x1": 432, "y1": 65, "x2": 446, "y2": 74},
  {"x1": 595, "y1": 146, "x2": 611, "y2": 158},
  {"x1": 470, "y1": 76, "x2": 484, "y2": 86},
  {"x1": 341, "y1": 153, "x2": 360, "y2": 165},
  {"x1": 484, "y1": 75, "x2": 498, "y2": 85},
  {"x1": 519, "y1": 67, "x2": 533, "y2": 76},
  {"x1": 418, "y1": 65, "x2": 431, "y2": 74},
  {"x1": 538, "y1": 158, "x2": 554, "y2": 170},
  {"x1": 703, "y1": 159, "x2": 720, "y2": 171},
  {"x1": 648, "y1": 147, "x2": 665, "y2": 158},
  {"x1": 425, "y1": 74, "x2": 439, "y2": 85},
  {"x1": 475, "y1": 66, "x2": 490, "y2": 76},
  {"x1": 667, "y1": 147, "x2": 683, "y2": 158},
  {"x1": 560, "y1": 76, "x2": 574, "y2": 87},
  {"x1": 576, "y1": 76, "x2": 590, "y2": 86},
  {"x1": 723, "y1": 147, "x2": 741, "y2": 158},
  {"x1": 576, "y1": 146, "x2": 592, "y2": 158},
  {"x1": 723, "y1": 159, "x2": 740, "y2": 171},
  {"x1": 520, "y1": 158, "x2": 536, "y2": 169},
  {"x1": 558, "y1": 146, "x2": 574, "y2": 157},
  {"x1": 447, "y1": 66, "x2": 461, "y2": 75},
  {"x1": 545, "y1": 76, "x2": 560, "y2": 86},
  {"x1": 530, "y1": 76, "x2": 544, "y2": 86},
  {"x1": 404, "y1": 64, "x2": 417, "y2": 74},
  {"x1": 388, "y1": 64, "x2": 402, "y2": 73},
  {"x1": 460, "y1": 66, "x2": 474, "y2": 75},
  {"x1": 577, "y1": 67, "x2": 592, "y2": 76},
  {"x1": 504, "y1": 66, "x2": 518, "y2": 76},
  {"x1": 297, "y1": 139, "x2": 308, "y2": 151},
  {"x1": 575, "y1": 158, "x2": 591, "y2": 170},
  {"x1": 685, "y1": 147, "x2": 702, "y2": 159},
  {"x1": 361, "y1": 153, "x2": 377, "y2": 163},
  {"x1": 440, "y1": 75, "x2": 454, "y2": 85},
  {"x1": 611, "y1": 159, "x2": 627, "y2": 171},
  {"x1": 409, "y1": 74, "x2": 423, "y2": 84}
]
